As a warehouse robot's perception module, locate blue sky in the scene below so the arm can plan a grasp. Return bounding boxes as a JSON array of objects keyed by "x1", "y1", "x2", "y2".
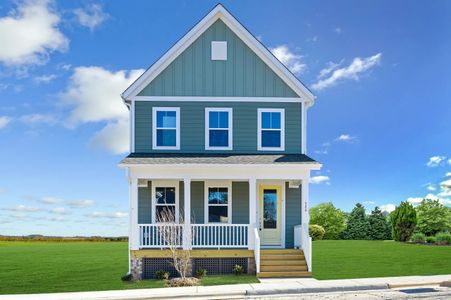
[{"x1": 0, "y1": 0, "x2": 450, "y2": 236}]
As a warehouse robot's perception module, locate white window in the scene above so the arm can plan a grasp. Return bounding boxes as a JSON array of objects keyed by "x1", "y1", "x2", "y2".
[
  {"x1": 205, "y1": 108, "x2": 233, "y2": 150},
  {"x1": 152, "y1": 107, "x2": 180, "y2": 150},
  {"x1": 204, "y1": 181, "x2": 232, "y2": 224},
  {"x1": 211, "y1": 41, "x2": 227, "y2": 60},
  {"x1": 152, "y1": 181, "x2": 179, "y2": 223},
  {"x1": 257, "y1": 108, "x2": 285, "y2": 151}
]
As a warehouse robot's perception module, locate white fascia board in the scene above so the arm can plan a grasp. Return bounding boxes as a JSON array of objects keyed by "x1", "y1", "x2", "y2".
[
  {"x1": 133, "y1": 96, "x2": 305, "y2": 103},
  {"x1": 121, "y1": 4, "x2": 315, "y2": 105}
]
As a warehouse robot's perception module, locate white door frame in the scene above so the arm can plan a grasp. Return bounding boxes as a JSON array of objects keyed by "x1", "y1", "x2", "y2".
[{"x1": 257, "y1": 180, "x2": 286, "y2": 249}]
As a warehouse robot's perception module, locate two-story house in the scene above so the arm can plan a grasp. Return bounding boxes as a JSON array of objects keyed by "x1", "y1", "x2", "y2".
[{"x1": 120, "y1": 4, "x2": 321, "y2": 279}]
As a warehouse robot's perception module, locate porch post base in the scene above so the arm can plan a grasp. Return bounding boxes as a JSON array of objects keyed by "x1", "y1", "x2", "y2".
[{"x1": 130, "y1": 257, "x2": 143, "y2": 280}]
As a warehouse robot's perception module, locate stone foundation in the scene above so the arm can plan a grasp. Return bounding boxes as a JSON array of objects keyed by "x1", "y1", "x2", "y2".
[
  {"x1": 247, "y1": 257, "x2": 256, "y2": 274},
  {"x1": 130, "y1": 257, "x2": 143, "y2": 280}
]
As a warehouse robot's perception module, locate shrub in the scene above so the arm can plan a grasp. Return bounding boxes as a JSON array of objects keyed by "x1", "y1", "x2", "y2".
[
  {"x1": 165, "y1": 277, "x2": 199, "y2": 287},
  {"x1": 416, "y1": 199, "x2": 451, "y2": 236},
  {"x1": 342, "y1": 203, "x2": 371, "y2": 240},
  {"x1": 310, "y1": 202, "x2": 346, "y2": 239},
  {"x1": 410, "y1": 232, "x2": 426, "y2": 243},
  {"x1": 435, "y1": 232, "x2": 451, "y2": 245},
  {"x1": 121, "y1": 273, "x2": 133, "y2": 282},
  {"x1": 390, "y1": 202, "x2": 417, "y2": 242},
  {"x1": 426, "y1": 236, "x2": 436, "y2": 244},
  {"x1": 195, "y1": 268, "x2": 207, "y2": 278},
  {"x1": 309, "y1": 224, "x2": 325, "y2": 240},
  {"x1": 368, "y1": 207, "x2": 392, "y2": 240},
  {"x1": 155, "y1": 270, "x2": 169, "y2": 280},
  {"x1": 232, "y1": 264, "x2": 244, "y2": 275}
]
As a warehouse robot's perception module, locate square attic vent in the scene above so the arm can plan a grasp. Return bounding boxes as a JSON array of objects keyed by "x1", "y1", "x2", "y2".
[{"x1": 211, "y1": 41, "x2": 227, "y2": 60}]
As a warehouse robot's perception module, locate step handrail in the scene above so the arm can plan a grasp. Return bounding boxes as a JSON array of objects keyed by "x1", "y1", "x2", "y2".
[{"x1": 253, "y1": 227, "x2": 260, "y2": 273}]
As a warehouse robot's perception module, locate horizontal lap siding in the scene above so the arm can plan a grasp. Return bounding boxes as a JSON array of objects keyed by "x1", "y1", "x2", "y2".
[
  {"x1": 138, "y1": 182, "x2": 151, "y2": 224},
  {"x1": 138, "y1": 20, "x2": 297, "y2": 98},
  {"x1": 191, "y1": 181, "x2": 205, "y2": 224},
  {"x1": 232, "y1": 182, "x2": 249, "y2": 224},
  {"x1": 134, "y1": 101, "x2": 301, "y2": 153},
  {"x1": 285, "y1": 183, "x2": 302, "y2": 248}
]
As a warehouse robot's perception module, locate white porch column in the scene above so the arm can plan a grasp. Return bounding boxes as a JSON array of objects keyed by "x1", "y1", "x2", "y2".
[
  {"x1": 129, "y1": 177, "x2": 139, "y2": 250},
  {"x1": 301, "y1": 179, "x2": 309, "y2": 225},
  {"x1": 301, "y1": 178, "x2": 312, "y2": 271},
  {"x1": 183, "y1": 178, "x2": 191, "y2": 250},
  {"x1": 248, "y1": 178, "x2": 257, "y2": 250}
]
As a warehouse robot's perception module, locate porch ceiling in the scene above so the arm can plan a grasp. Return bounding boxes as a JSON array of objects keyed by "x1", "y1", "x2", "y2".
[{"x1": 120, "y1": 153, "x2": 318, "y2": 165}]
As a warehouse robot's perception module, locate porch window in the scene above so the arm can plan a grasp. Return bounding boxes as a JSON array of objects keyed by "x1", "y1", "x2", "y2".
[
  {"x1": 152, "y1": 182, "x2": 179, "y2": 223},
  {"x1": 206, "y1": 186, "x2": 231, "y2": 223},
  {"x1": 152, "y1": 107, "x2": 180, "y2": 150},
  {"x1": 258, "y1": 108, "x2": 285, "y2": 151},
  {"x1": 205, "y1": 108, "x2": 232, "y2": 150}
]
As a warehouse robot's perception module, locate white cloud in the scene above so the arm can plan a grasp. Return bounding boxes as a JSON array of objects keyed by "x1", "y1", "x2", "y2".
[
  {"x1": 448, "y1": 159, "x2": 451, "y2": 166},
  {"x1": 446, "y1": 172, "x2": 451, "y2": 177},
  {"x1": 336, "y1": 134, "x2": 357, "y2": 143},
  {"x1": 362, "y1": 201, "x2": 375, "y2": 205},
  {"x1": 426, "y1": 156, "x2": 446, "y2": 167},
  {"x1": 19, "y1": 113, "x2": 57, "y2": 125},
  {"x1": 60, "y1": 66, "x2": 144, "y2": 154},
  {"x1": 2, "y1": 204, "x2": 40, "y2": 212},
  {"x1": 309, "y1": 175, "x2": 330, "y2": 185},
  {"x1": 380, "y1": 204, "x2": 396, "y2": 213},
  {"x1": 34, "y1": 74, "x2": 57, "y2": 84},
  {"x1": 40, "y1": 196, "x2": 63, "y2": 204},
  {"x1": 50, "y1": 207, "x2": 66, "y2": 214},
  {"x1": 0, "y1": 116, "x2": 12, "y2": 129},
  {"x1": 74, "y1": 4, "x2": 108, "y2": 31},
  {"x1": 270, "y1": 45, "x2": 306, "y2": 75},
  {"x1": 318, "y1": 60, "x2": 343, "y2": 79},
  {"x1": 312, "y1": 53, "x2": 382, "y2": 91},
  {"x1": 440, "y1": 179, "x2": 451, "y2": 191},
  {"x1": 67, "y1": 199, "x2": 95, "y2": 208},
  {"x1": 87, "y1": 211, "x2": 127, "y2": 219},
  {"x1": 426, "y1": 184, "x2": 436, "y2": 192},
  {"x1": 0, "y1": 0, "x2": 68, "y2": 66}
]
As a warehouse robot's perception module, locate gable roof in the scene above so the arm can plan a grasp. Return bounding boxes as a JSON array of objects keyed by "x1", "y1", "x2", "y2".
[{"x1": 121, "y1": 4, "x2": 315, "y2": 105}]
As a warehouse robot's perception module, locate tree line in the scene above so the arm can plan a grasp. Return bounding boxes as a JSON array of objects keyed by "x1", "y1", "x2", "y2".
[{"x1": 309, "y1": 199, "x2": 450, "y2": 242}]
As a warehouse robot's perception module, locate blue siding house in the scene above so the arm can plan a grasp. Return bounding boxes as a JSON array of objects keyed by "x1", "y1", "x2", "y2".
[{"x1": 120, "y1": 4, "x2": 321, "y2": 279}]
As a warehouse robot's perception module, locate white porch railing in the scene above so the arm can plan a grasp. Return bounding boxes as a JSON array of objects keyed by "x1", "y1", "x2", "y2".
[
  {"x1": 253, "y1": 227, "x2": 260, "y2": 273},
  {"x1": 294, "y1": 223, "x2": 312, "y2": 271},
  {"x1": 191, "y1": 224, "x2": 248, "y2": 248},
  {"x1": 139, "y1": 224, "x2": 249, "y2": 248},
  {"x1": 139, "y1": 224, "x2": 183, "y2": 248}
]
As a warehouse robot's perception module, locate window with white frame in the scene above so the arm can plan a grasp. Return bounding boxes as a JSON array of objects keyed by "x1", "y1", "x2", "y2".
[
  {"x1": 205, "y1": 108, "x2": 232, "y2": 150},
  {"x1": 153, "y1": 183, "x2": 178, "y2": 223},
  {"x1": 205, "y1": 182, "x2": 231, "y2": 223},
  {"x1": 258, "y1": 108, "x2": 285, "y2": 151},
  {"x1": 152, "y1": 107, "x2": 180, "y2": 149}
]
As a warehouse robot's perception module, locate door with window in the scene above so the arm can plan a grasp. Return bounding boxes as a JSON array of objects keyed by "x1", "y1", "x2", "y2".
[{"x1": 259, "y1": 185, "x2": 282, "y2": 246}]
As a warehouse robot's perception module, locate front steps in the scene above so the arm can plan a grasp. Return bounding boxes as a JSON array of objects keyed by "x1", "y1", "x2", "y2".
[{"x1": 257, "y1": 249, "x2": 311, "y2": 278}]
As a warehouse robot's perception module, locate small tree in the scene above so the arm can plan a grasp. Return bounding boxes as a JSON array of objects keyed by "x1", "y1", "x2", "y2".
[
  {"x1": 310, "y1": 202, "x2": 346, "y2": 239},
  {"x1": 390, "y1": 201, "x2": 417, "y2": 242},
  {"x1": 416, "y1": 199, "x2": 450, "y2": 236},
  {"x1": 368, "y1": 206, "x2": 392, "y2": 240},
  {"x1": 156, "y1": 208, "x2": 192, "y2": 280},
  {"x1": 342, "y1": 203, "x2": 371, "y2": 240}
]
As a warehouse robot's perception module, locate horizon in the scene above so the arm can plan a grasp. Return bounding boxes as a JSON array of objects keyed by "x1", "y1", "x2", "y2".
[{"x1": 0, "y1": 0, "x2": 450, "y2": 236}]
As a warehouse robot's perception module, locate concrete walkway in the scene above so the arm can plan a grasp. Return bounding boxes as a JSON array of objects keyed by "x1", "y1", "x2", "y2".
[{"x1": 1, "y1": 274, "x2": 449, "y2": 300}]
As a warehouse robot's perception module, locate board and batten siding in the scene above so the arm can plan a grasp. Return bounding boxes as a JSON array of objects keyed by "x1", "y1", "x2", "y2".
[
  {"x1": 135, "y1": 101, "x2": 301, "y2": 153},
  {"x1": 138, "y1": 20, "x2": 297, "y2": 98},
  {"x1": 285, "y1": 183, "x2": 302, "y2": 248}
]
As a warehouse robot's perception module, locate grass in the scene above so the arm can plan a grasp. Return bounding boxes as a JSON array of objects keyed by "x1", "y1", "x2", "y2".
[
  {"x1": 0, "y1": 241, "x2": 257, "y2": 294},
  {"x1": 313, "y1": 240, "x2": 451, "y2": 280}
]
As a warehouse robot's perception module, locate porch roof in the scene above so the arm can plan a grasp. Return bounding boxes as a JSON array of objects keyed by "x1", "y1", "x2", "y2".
[{"x1": 121, "y1": 153, "x2": 317, "y2": 165}]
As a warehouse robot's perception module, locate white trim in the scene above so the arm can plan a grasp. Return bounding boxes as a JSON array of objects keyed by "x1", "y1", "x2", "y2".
[
  {"x1": 133, "y1": 96, "x2": 305, "y2": 103},
  {"x1": 204, "y1": 180, "x2": 232, "y2": 224},
  {"x1": 211, "y1": 41, "x2": 227, "y2": 60},
  {"x1": 257, "y1": 108, "x2": 285, "y2": 151},
  {"x1": 121, "y1": 4, "x2": 314, "y2": 104},
  {"x1": 152, "y1": 107, "x2": 180, "y2": 150},
  {"x1": 130, "y1": 101, "x2": 135, "y2": 153},
  {"x1": 205, "y1": 108, "x2": 233, "y2": 150},
  {"x1": 301, "y1": 102, "x2": 306, "y2": 154},
  {"x1": 151, "y1": 180, "x2": 180, "y2": 223}
]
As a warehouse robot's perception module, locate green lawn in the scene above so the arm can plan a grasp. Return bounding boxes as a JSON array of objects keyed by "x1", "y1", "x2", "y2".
[
  {"x1": 0, "y1": 241, "x2": 257, "y2": 294},
  {"x1": 313, "y1": 240, "x2": 451, "y2": 280}
]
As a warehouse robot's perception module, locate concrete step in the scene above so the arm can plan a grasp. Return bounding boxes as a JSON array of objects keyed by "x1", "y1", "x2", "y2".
[
  {"x1": 260, "y1": 265, "x2": 308, "y2": 272},
  {"x1": 257, "y1": 271, "x2": 312, "y2": 278}
]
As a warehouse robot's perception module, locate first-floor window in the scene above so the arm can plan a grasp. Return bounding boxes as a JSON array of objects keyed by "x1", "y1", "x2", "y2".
[
  {"x1": 207, "y1": 187, "x2": 229, "y2": 223},
  {"x1": 155, "y1": 187, "x2": 176, "y2": 222}
]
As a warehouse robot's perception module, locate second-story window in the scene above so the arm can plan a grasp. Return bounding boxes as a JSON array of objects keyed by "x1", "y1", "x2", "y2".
[
  {"x1": 152, "y1": 107, "x2": 180, "y2": 150},
  {"x1": 258, "y1": 108, "x2": 285, "y2": 151},
  {"x1": 205, "y1": 108, "x2": 232, "y2": 150}
]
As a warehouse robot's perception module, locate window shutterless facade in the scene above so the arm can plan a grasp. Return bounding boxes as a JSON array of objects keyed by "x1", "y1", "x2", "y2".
[
  {"x1": 257, "y1": 108, "x2": 285, "y2": 151},
  {"x1": 151, "y1": 181, "x2": 179, "y2": 223},
  {"x1": 205, "y1": 108, "x2": 233, "y2": 150},
  {"x1": 204, "y1": 181, "x2": 232, "y2": 224},
  {"x1": 152, "y1": 107, "x2": 180, "y2": 150}
]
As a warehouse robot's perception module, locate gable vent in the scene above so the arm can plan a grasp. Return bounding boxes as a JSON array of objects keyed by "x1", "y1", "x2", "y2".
[{"x1": 211, "y1": 41, "x2": 227, "y2": 60}]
